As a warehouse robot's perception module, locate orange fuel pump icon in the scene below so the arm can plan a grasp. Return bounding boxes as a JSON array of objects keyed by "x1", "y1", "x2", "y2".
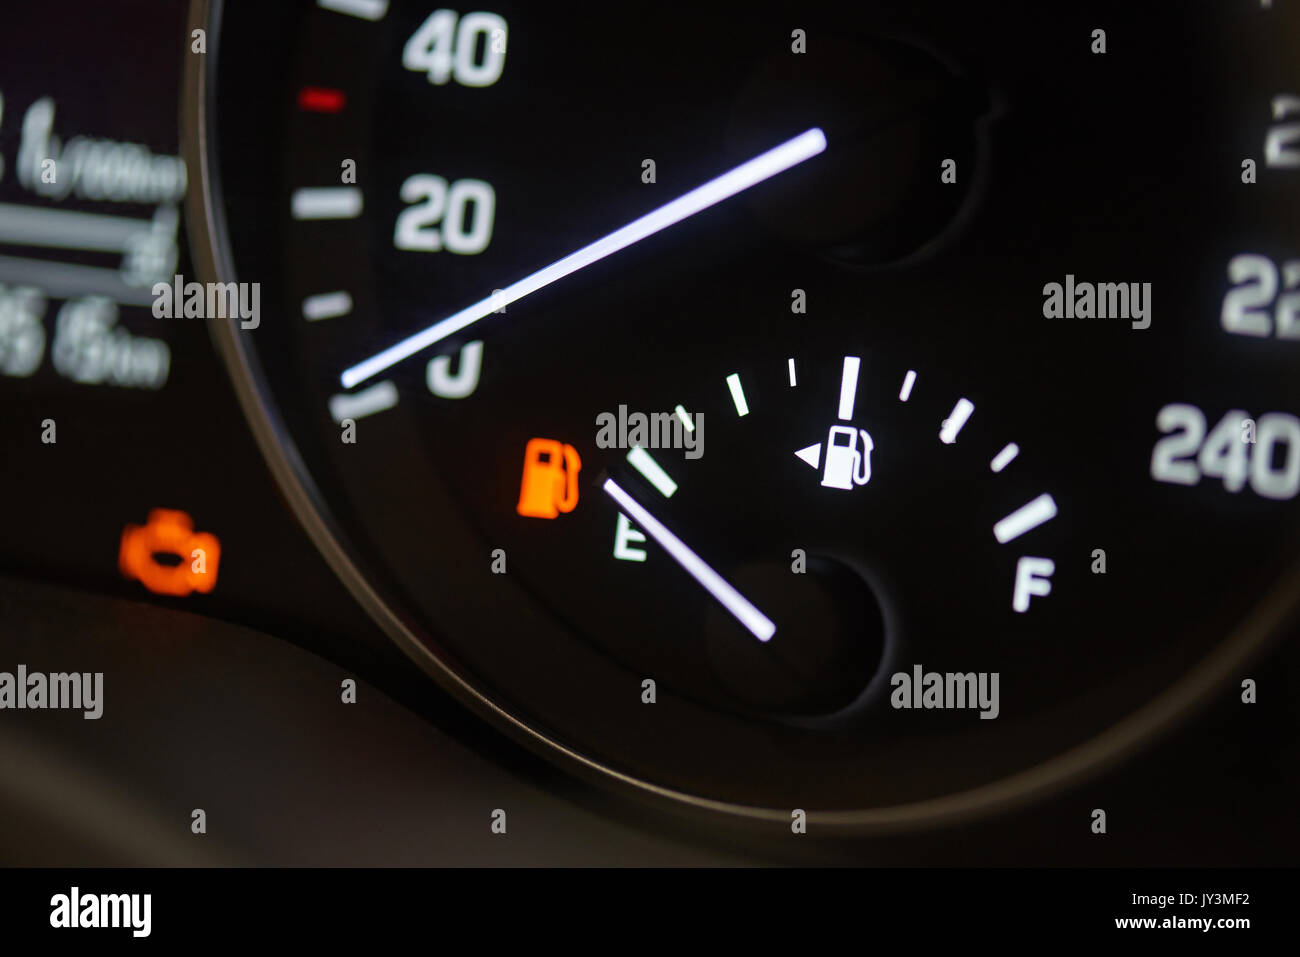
[
  {"x1": 119, "y1": 509, "x2": 221, "y2": 596},
  {"x1": 516, "y1": 438, "x2": 581, "y2": 519}
]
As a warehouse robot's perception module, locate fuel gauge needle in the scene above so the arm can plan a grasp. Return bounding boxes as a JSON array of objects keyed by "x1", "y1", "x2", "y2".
[{"x1": 603, "y1": 478, "x2": 775, "y2": 642}]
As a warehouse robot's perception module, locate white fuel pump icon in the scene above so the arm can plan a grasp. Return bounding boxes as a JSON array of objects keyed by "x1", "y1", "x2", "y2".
[{"x1": 821, "y1": 425, "x2": 873, "y2": 490}]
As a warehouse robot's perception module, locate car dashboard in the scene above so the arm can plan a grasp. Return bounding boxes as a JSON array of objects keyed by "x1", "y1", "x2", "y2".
[{"x1": 1, "y1": 0, "x2": 1298, "y2": 902}]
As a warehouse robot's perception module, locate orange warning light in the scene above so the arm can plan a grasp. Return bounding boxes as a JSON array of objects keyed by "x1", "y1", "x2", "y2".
[
  {"x1": 516, "y1": 438, "x2": 581, "y2": 519},
  {"x1": 119, "y1": 509, "x2": 221, "y2": 596}
]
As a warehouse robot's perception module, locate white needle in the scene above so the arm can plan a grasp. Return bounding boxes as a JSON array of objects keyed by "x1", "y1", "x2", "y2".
[
  {"x1": 340, "y1": 127, "x2": 828, "y2": 388},
  {"x1": 603, "y1": 478, "x2": 775, "y2": 643}
]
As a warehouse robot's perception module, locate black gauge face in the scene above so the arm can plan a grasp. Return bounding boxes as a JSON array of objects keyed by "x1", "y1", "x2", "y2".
[{"x1": 191, "y1": 0, "x2": 1300, "y2": 825}]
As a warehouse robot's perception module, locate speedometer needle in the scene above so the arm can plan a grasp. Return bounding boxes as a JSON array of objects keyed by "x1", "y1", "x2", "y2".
[
  {"x1": 340, "y1": 127, "x2": 828, "y2": 388},
  {"x1": 603, "y1": 478, "x2": 775, "y2": 643}
]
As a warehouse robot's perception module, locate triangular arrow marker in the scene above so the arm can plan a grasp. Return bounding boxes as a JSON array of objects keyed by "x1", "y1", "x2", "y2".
[{"x1": 795, "y1": 443, "x2": 821, "y2": 469}]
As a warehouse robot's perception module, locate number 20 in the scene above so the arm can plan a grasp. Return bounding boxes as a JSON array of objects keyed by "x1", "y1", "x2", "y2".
[{"x1": 393, "y1": 174, "x2": 496, "y2": 255}]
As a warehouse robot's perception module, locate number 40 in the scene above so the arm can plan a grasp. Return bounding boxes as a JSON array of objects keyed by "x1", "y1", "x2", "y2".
[{"x1": 402, "y1": 11, "x2": 508, "y2": 87}]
